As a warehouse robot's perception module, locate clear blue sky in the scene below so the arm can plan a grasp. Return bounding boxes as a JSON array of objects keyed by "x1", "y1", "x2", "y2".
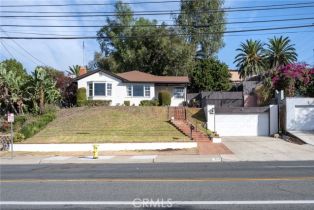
[{"x1": 0, "y1": 0, "x2": 313, "y2": 73}]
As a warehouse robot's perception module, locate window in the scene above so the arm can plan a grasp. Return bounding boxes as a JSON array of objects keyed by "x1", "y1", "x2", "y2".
[
  {"x1": 107, "y1": 83, "x2": 112, "y2": 96},
  {"x1": 88, "y1": 83, "x2": 93, "y2": 97},
  {"x1": 94, "y1": 83, "x2": 106, "y2": 96},
  {"x1": 133, "y1": 85, "x2": 144, "y2": 97},
  {"x1": 174, "y1": 87, "x2": 184, "y2": 99},
  {"x1": 127, "y1": 86, "x2": 132, "y2": 96},
  {"x1": 144, "y1": 85, "x2": 150, "y2": 97},
  {"x1": 127, "y1": 85, "x2": 150, "y2": 97}
]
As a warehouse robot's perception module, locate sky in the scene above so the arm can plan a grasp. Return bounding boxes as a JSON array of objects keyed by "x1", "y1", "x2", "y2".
[{"x1": 0, "y1": 0, "x2": 314, "y2": 74}]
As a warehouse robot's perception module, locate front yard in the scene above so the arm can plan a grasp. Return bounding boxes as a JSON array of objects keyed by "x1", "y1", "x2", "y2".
[{"x1": 24, "y1": 106, "x2": 190, "y2": 143}]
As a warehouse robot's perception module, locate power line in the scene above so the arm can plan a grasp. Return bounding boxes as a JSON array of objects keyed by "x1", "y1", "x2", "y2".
[
  {"x1": 2, "y1": 4, "x2": 314, "y2": 17},
  {"x1": 1, "y1": 1, "x2": 313, "y2": 8},
  {"x1": 3, "y1": 2, "x2": 314, "y2": 14},
  {"x1": 4, "y1": 29, "x2": 314, "y2": 38},
  {"x1": 1, "y1": 29, "x2": 47, "y2": 65},
  {"x1": 0, "y1": 42, "x2": 16, "y2": 59},
  {"x1": 1, "y1": 24, "x2": 313, "y2": 39},
  {"x1": 2, "y1": 16, "x2": 314, "y2": 28}
]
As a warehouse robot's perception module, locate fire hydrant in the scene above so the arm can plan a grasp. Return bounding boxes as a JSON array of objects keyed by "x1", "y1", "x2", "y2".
[{"x1": 93, "y1": 144, "x2": 99, "y2": 159}]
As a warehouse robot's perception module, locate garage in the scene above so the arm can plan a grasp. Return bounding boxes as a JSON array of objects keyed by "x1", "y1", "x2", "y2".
[{"x1": 205, "y1": 105, "x2": 278, "y2": 137}]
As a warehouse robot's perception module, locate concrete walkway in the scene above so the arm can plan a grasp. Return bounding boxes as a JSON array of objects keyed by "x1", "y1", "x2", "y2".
[
  {"x1": 289, "y1": 130, "x2": 314, "y2": 145},
  {"x1": 222, "y1": 136, "x2": 314, "y2": 161}
]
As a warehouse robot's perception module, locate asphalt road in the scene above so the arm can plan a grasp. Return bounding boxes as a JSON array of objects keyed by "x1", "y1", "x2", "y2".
[{"x1": 1, "y1": 161, "x2": 314, "y2": 209}]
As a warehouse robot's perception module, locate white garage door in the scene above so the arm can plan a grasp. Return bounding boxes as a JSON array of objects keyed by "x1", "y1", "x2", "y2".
[
  {"x1": 215, "y1": 113, "x2": 269, "y2": 136},
  {"x1": 294, "y1": 106, "x2": 314, "y2": 131}
]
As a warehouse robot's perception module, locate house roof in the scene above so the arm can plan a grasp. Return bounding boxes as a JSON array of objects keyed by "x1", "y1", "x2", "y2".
[
  {"x1": 75, "y1": 69, "x2": 189, "y2": 84},
  {"x1": 117, "y1": 71, "x2": 189, "y2": 83}
]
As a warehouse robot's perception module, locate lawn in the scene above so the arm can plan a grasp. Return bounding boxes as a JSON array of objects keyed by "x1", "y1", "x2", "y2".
[{"x1": 24, "y1": 106, "x2": 189, "y2": 143}]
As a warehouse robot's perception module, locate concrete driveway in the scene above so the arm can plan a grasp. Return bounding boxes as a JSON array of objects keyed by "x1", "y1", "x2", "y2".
[
  {"x1": 289, "y1": 130, "x2": 314, "y2": 145},
  {"x1": 221, "y1": 136, "x2": 314, "y2": 161}
]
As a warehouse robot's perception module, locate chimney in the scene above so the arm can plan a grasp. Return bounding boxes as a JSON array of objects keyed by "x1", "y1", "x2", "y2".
[{"x1": 79, "y1": 66, "x2": 87, "y2": 76}]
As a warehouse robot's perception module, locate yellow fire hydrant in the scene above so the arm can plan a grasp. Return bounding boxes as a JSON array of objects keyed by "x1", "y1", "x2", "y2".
[{"x1": 93, "y1": 144, "x2": 99, "y2": 159}]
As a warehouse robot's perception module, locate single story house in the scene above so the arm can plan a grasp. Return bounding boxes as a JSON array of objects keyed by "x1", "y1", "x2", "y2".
[{"x1": 75, "y1": 69, "x2": 189, "y2": 106}]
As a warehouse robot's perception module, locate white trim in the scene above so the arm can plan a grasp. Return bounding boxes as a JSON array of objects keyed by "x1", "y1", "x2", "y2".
[{"x1": 13, "y1": 142, "x2": 197, "y2": 152}]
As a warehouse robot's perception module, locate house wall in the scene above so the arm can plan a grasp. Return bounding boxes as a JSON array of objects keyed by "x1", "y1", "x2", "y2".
[
  {"x1": 285, "y1": 97, "x2": 314, "y2": 131},
  {"x1": 155, "y1": 85, "x2": 186, "y2": 106},
  {"x1": 77, "y1": 71, "x2": 155, "y2": 106}
]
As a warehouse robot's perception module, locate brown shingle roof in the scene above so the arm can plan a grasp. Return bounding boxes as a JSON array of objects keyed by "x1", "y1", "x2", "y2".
[{"x1": 117, "y1": 70, "x2": 189, "y2": 83}]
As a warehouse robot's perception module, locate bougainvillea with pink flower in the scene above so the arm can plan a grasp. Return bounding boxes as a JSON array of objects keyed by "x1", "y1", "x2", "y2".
[{"x1": 271, "y1": 63, "x2": 314, "y2": 97}]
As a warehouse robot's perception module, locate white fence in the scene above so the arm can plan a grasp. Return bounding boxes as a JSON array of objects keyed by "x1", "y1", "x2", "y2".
[
  {"x1": 205, "y1": 105, "x2": 278, "y2": 136},
  {"x1": 285, "y1": 97, "x2": 314, "y2": 131}
]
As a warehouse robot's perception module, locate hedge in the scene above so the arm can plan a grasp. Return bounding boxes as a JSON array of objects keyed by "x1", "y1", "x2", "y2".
[
  {"x1": 139, "y1": 99, "x2": 159, "y2": 106},
  {"x1": 158, "y1": 91, "x2": 171, "y2": 106},
  {"x1": 86, "y1": 100, "x2": 111, "y2": 106},
  {"x1": 124, "y1": 101, "x2": 130, "y2": 106},
  {"x1": 76, "y1": 87, "x2": 87, "y2": 106}
]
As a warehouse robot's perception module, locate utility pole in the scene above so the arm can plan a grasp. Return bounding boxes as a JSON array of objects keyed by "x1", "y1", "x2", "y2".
[{"x1": 82, "y1": 41, "x2": 85, "y2": 67}]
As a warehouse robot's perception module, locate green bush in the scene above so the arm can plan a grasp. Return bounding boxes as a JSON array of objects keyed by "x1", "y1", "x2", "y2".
[
  {"x1": 20, "y1": 112, "x2": 56, "y2": 139},
  {"x1": 124, "y1": 101, "x2": 130, "y2": 106},
  {"x1": 139, "y1": 99, "x2": 159, "y2": 106},
  {"x1": 14, "y1": 132, "x2": 25, "y2": 143},
  {"x1": 13, "y1": 115, "x2": 27, "y2": 131},
  {"x1": 86, "y1": 100, "x2": 111, "y2": 106},
  {"x1": 76, "y1": 87, "x2": 87, "y2": 107},
  {"x1": 158, "y1": 91, "x2": 171, "y2": 106}
]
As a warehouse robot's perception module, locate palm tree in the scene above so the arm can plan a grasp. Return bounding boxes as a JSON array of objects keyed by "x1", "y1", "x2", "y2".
[
  {"x1": 265, "y1": 36, "x2": 297, "y2": 69},
  {"x1": 234, "y1": 39, "x2": 265, "y2": 79},
  {"x1": 67, "y1": 65, "x2": 80, "y2": 77}
]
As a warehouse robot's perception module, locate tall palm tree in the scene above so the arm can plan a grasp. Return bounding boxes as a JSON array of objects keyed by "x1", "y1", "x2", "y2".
[
  {"x1": 234, "y1": 39, "x2": 265, "y2": 79},
  {"x1": 265, "y1": 36, "x2": 297, "y2": 69},
  {"x1": 67, "y1": 65, "x2": 80, "y2": 77}
]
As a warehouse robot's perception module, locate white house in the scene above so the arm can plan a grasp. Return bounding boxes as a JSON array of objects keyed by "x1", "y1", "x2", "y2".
[{"x1": 75, "y1": 69, "x2": 189, "y2": 106}]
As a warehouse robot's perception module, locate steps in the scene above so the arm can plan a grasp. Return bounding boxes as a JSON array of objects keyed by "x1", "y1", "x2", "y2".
[
  {"x1": 170, "y1": 120, "x2": 210, "y2": 141},
  {"x1": 170, "y1": 119, "x2": 232, "y2": 155}
]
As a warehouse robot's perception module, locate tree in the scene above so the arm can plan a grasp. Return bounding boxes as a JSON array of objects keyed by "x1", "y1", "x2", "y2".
[
  {"x1": 0, "y1": 63, "x2": 27, "y2": 115},
  {"x1": 0, "y1": 59, "x2": 28, "y2": 79},
  {"x1": 67, "y1": 65, "x2": 80, "y2": 77},
  {"x1": 265, "y1": 36, "x2": 297, "y2": 69},
  {"x1": 234, "y1": 39, "x2": 265, "y2": 79},
  {"x1": 189, "y1": 58, "x2": 231, "y2": 92},
  {"x1": 96, "y1": 1, "x2": 195, "y2": 76},
  {"x1": 175, "y1": 0, "x2": 225, "y2": 58},
  {"x1": 25, "y1": 67, "x2": 60, "y2": 114}
]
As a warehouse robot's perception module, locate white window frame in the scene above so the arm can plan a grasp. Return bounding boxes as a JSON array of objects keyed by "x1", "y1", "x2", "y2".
[
  {"x1": 88, "y1": 82, "x2": 112, "y2": 97},
  {"x1": 144, "y1": 85, "x2": 150, "y2": 97},
  {"x1": 126, "y1": 84, "x2": 151, "y2": 98},
  {"x1": 174, "y1": 87, "x2": 185, "y2": 99},
  {"x1": 107, "y1": 83, "x2": 112, "y2": 96}
]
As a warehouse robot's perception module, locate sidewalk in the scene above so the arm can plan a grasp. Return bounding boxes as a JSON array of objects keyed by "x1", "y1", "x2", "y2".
[{"x1": 0, "y1": 155, "x2": 223, "y2": 165}]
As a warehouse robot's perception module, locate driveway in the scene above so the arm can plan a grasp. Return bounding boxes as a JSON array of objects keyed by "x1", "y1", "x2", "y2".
[
  {"x1": 289, "y1": 130, "x2": 314, "y2": 145},
  {"x1": 221, "y1": 136, "x2": 314, "y2": 161}
]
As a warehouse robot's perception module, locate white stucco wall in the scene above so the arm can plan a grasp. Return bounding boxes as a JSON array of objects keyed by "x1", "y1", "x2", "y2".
[
  {"x1": 77, "y1": 72, "x2": 155, "y2": 106},
  {"x1": 205, "y1": 105, "x2": 278, "y2": 136},
  {"x1": 285, "y1": 97, "x2": 314, "y2": 131},
  {"x1": 77, "y1": 71, "x2": 187, "y2": 106}
]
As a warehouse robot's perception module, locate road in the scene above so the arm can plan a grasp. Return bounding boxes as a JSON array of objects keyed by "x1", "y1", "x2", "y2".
[{"x1": 1, "y1": 161, "x2": 314, "y2": 209}]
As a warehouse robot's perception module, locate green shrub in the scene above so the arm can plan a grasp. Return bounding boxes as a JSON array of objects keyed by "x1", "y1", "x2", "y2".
[
  {"x1": 76, "y1": 87, "x2": 87, "y2": 106},
  {"x1": 158, "y1": 91, "x2": 171, "y2": 106},
  {"x1": 139, "y1": 99, "x2": 159, "y2": 106},
  {"x1": 13, "y1": 115, "x2": 27, "y2": 131},
  {"x1": 20, "y1": 112, "x2": 56, "y2": 139},
  {"x1": 14, "y1": 132, "x2": 25, "y2": 143},
  {"x1": 86, "y1": 100, "x2": 111, "y2": 106},
  {"x1": 124, "y1": 101, "x2": 130, "y2": 106}
]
